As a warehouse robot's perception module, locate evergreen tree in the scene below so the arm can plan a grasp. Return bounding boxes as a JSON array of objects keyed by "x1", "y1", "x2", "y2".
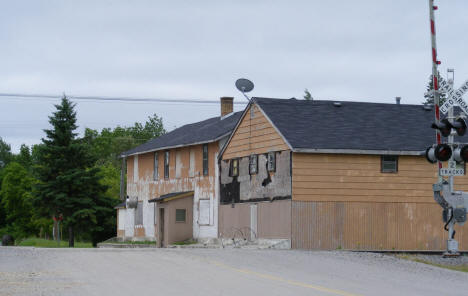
[
  {"x1": 34, "y1": 97, "x2": 109, "y2": 247},
  {"x1": 15, "y1": 144, "x2": 32, "y2": 170},
  {"x1": 423, "y1": 73, "x2": 447, "y2": 105},
  {"x1": 304, "y1": 89, "x2": 313, "y2": 101},
  {"x1": 0, "y1": 137, "x2": 13, "y2": 168}
]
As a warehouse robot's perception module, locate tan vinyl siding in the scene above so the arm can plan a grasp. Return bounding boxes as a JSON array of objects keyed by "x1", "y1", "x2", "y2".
[
  {"x1": 291, "y1": 153, "x2": 468, "y2": 203},
  {"x1": 223, "y1": 104, "x2": 289, "y2": 159}
]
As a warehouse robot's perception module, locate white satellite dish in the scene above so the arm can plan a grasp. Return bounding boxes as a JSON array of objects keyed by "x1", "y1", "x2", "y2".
[{"x1": 235, "y1": 78, "x2": 254, "y2": 102}]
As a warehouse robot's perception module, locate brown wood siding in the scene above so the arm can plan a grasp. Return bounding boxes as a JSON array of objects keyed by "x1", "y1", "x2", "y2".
[
  {"x1": 223, "y1": 104, "x2": 289, "y2": 159},
  {"x1": 292, "y1": 153, "x2": 468, "y2": 203},
  {"x1": 291, "y1": 201, "x2": 468, "y2": 250}
]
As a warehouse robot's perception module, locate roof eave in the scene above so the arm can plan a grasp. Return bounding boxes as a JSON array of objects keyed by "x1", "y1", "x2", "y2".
[
  {"x1": 292, "y1": 148, "x2": 424, "y2": 156},
  {"x1": 121, "y1": 133, "x2": 231, "y2": 158}
]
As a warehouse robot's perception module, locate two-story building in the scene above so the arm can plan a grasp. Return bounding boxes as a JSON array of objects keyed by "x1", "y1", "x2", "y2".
[
  {"x1": 219, "y1": 97, "x2": 468, "y2": 250},
  {"x1": 117, "y1": 97, "x2": 241, "y2": 246}
]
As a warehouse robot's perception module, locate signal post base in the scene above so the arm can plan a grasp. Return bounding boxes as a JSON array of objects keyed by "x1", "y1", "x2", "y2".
[{"x1": 443, "y1": 239, "x2": 460, "y2": 257}]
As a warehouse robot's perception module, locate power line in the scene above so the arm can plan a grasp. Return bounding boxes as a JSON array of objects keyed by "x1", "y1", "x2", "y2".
[{"x1": 0, "y1": 92, "x2": 248, "y2": 105}]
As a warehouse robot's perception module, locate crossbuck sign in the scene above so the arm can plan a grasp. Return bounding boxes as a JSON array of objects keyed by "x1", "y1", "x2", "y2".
[{"x1": 439, "y1": 76, "x2": 468, "y2": 115}]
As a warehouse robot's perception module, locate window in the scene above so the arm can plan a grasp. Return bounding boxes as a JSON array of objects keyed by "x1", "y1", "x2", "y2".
[
  {"x1": 175, "y1": 209, "x2": 186, "y2": 223},
  {"x1": 153, "y1": 152, "x2": 159, "y2": 180},
  {"x1": 135, "y1": 201, "x2": 143, "y2": 225},
  {"x1": 164, "y1": 151, "x2": 170, "y2": 179},
  {"x1": 229, "y1": 158, "x2": 239, "y2": 177},
  {"x1": 249, "y1": 154, "x2": 258, "y2": 175},
  {"x1": 267, "y1": 152, "x2": 276, "y2": 172},
  {"x1": 250, "y1": 106, "x2": 255, "y2": 119},
  {"x1": 381, "y1": 155, "x2": 398, "y2": 173},
  {"x1": 203, "y1": 144, "x2": 208, "y2": 176}
]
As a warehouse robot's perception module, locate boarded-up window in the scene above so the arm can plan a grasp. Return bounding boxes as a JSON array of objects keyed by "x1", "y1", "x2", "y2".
[
  {"x1": 189, "y1": 148, "x2": 195, "y2": 177},
  {"x1": 267, "y1": 152, "x2": 276, "y2": 172},
  {"x1": 175, "y1": 209, "x2": 186, "y2": 223},
  {"x1": 249, "y1": 154, "x2": 258, "y2": 175},
  {"x1": 164, "y1": 151, "x2": 170, "y2": 179},
  {"x1": 175, "y1": 150, "x2": 181, "y2": 178},
  {"x1": 229, "y1": 158, "x2": 239, "y2": 177},
  {"x1": 135, "y1": 201, "x2": 143, "y2": 225},
  {"x1": 153, "y1": 152, "x2": 159, "y2": 180},
  {"x1": 118, "y1": 209, "x2": 125, "y2": 230},
  {"x1": 203, "y1": 144, "x2": 208, "y2": 176},
  {"x1": 199, "y1": 200, "x2": 210, "y2": 225},
  {"x1": 381, "y1": 155, "x2": 398, "y2": 173}
]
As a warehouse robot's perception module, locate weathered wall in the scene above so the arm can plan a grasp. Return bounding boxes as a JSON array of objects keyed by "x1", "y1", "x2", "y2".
[
  {"x1": 291, "y1": 153, "x2": 468, "y2": 250},
  {"x1": 219, "y1": 200, "x2": 291, "y2": 239},
  {"x1": 292, "y1": 201, "x2": 468, "y2": 250},
  {"x1": 220, "y1": 151, "x2": 291, "y2": 203},
  {"x1": 157, "y1": 196, "x2": 193, "y2": 246},
  {"x1": 125, "y1": 141, "x2": 221, "y2": 240},
  {"x1": 222, "y1": 104, "x2": 289, "y2": 159},
  {"x1": 117, "y1": 209, "x2": 125, "y2": 238}
]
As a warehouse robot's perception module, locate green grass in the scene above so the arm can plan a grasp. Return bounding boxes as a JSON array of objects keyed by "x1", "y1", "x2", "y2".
[
  {"x1": 108, "y1": 240, "x2": 156, "y2": 245},
  {"x1": 17, "y1": 237, "x2": 93, "y2": 248},
  {"x1": 172, "y1": 239, "x2": 197, "y2": 246},
  {"x1": 397, "y1": 254, "x2": 468, "y2": 273}
]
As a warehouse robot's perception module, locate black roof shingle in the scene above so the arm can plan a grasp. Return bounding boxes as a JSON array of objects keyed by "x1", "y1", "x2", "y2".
[
  {"x1": 253, "y1": 97, "x2": 466, "y2": 152},
  {"x1": 121, "y1": 111, "x2": 242, "y2": 156}
]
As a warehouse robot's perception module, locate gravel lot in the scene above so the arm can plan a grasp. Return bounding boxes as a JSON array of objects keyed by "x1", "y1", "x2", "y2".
[{"x1": 1, "y1": 247, "x2": 467, "y2": 296}]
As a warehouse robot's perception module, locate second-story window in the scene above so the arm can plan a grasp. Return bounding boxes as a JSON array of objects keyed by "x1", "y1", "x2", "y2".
[
  {"x1": 381, "y1": 155, "x2": 398, "y2": 173},
  {"x1": 249, "y1": 154, "x2": 258, "y2": 175},
  {"x1": 203, "y1": 144, "x2": 208, "y2": 176},
  {"x1": 164, "y1": 151, "x2": 170, "y2": 179},
  {"x1": 153, "y1": 152, "x2": 159, "y2": 181},
  {"x1": 229, "y1": 158, "x2": 239, "y2": 177},
  {"x1": 267, "y1": 152, "x2": 276, "y2": 172}
]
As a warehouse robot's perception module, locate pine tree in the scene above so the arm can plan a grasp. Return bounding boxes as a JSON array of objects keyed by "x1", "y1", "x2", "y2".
[
  {"x1": 304, "y1": 89, "x2": 313, "y2": 101},
  {"x1": 423, "y1": 73, "x2": 447, "y2": 105},
  {"x1": 34, "y1": 96, "x2": 108, "y2": 247}
]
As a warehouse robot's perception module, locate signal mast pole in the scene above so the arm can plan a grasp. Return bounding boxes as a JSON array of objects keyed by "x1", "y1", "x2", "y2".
[{"x1": 428, "y1": 0, "x2": 443, "y2": 183}]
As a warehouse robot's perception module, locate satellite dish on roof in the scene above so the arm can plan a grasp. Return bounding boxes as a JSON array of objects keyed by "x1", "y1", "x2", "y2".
[
  {"x1": 235, "y1": 78, "x2": 254, "y2": 93},
  {"x1": 235, "y1": 78, "x2": 254, "y2": 102}
]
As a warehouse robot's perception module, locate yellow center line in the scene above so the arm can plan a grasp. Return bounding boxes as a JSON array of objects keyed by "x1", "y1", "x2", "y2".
[{"x1": 207, "y1": 260, "x2": 363, "y2": 296}]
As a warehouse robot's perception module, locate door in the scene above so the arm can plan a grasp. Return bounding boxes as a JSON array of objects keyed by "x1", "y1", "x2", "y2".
[{"x1": 159, "y1": 208, "x2": 165, "y2": 247}]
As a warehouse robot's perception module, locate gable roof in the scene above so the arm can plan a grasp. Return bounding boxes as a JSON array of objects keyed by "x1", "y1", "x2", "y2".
[
  {"x1": 226, "y1": 97, "x2": 466, "y2": 155},
  {"x1": 122, "y1": 111, "x2": 242, "y2": 157}
]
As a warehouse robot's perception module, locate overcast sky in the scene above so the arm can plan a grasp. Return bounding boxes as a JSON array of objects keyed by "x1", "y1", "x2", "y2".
[{"x1": 1, "y1": 0, "x2": 468, "y2": 152}]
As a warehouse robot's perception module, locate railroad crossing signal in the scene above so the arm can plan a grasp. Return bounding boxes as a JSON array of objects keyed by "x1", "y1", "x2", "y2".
[
  {"x1": 431, "y1": 117, "x2": 467, "y2": 137},
  {"x1": 438, "y1": 76, "x2": 468, "y2": 115}
]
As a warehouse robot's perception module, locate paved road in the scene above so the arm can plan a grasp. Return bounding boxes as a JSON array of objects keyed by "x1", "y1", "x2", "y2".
[{"x1": 0, "y1": 247, "x2": 467, "y2": 296}]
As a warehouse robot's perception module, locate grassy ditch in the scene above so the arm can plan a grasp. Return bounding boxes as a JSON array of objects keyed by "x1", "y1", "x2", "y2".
[
  {"x1": 17, "y1": 237, "x2": 93, "y2": 248},
  {"x1": 397, "y1": 254, "x2": 468, "y2": 273}
]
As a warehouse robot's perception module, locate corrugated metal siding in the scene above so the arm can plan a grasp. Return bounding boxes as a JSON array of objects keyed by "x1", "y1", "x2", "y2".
[
  {"x1": 292, "y1": 201, "x2": 468, "y2": 250},
  {"x1": 258, "y1": 200, "x2": 291, "y2": 239},
  {"x1": 219, "y1": 203, "x2": 251, "y2": 238},
  {"x1": 219, "y1": 200, "x2": 291, "y2": 239}
]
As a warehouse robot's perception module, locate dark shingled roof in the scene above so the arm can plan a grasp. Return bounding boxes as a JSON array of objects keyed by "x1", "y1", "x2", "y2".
[
  {"x1": 122, "y1": 111, "x2": 242, "y2": 156},
  {"x1": 253, "y1": 97, "x2": 468, "y2": 152}
]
